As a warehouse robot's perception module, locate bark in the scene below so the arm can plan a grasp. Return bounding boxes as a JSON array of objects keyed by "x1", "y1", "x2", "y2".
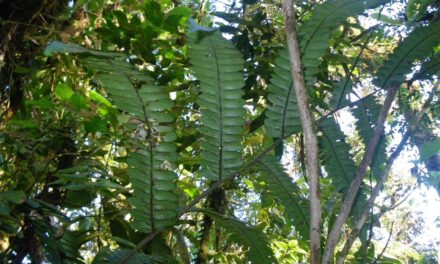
[
  {"x1": 335, "y1": 133, "x2": 408, "y2": 264},
  {"x1": 282, "y1": 1, "x2": 322, "y2": 263},
  {"x1": 336, "y1": 81, "x2": 439, "y2": 263},
  {"x1": 322, "y1": 85, "x2": 399, "y2": 264},
  {"x1": 195, "y1": 189, "x2": 226, "y2": 264}
]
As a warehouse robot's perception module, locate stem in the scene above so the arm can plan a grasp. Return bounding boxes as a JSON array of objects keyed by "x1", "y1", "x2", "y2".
[
  {"x1": 335, "y1": 132, "x2": 408, "y2": 264},
  {"x1": 282, "y1": 1, "x2": 321, "y2": 263},
  {"x1": 335, "y1": 81, "x2": 438, "y2": 263},
  {"x1": 119, "y1": 229, "x2": 162, "y2": 264},
  {"x1": 372, "y1": 221, "x2": 394, "y2": 264},
  {"x1": 322, "y1": 84, "x2": 399, "y2": 264}
]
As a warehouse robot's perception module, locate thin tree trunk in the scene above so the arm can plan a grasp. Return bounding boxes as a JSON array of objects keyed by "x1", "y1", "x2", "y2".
[
  {"x1": 336, "y1": 82, "x2": 438, "y2": 263},
  {"x1": 335, "y1": 134, "x2": 407, "y2": 264},
  {"x1": 282, "y1": 1, "x2": 321, "y2": 263},
  {"x1": 322, "y1": 84, "x2": 399, "y2": 264}
]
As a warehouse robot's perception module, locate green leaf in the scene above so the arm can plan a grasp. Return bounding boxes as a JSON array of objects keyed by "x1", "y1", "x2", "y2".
[
  {"x1": 319, "y1": 116, "x2": 357, "y2": 193},
  {"x1": 374, "y1": 23, "x2": 440, "y2": 88},
  {"x1": 127, "y1": 148, "x2": 178, "y2": 233},
  {"x1": 44, "y1": 41, "x2": 116, "y2": 57},
  {"x1": 59, "y1": 44, "x2": 179, "y2": 233},
  {"x1": 407, "y1": 0, "x2": 436, "y2": 22},
  {"x1": 8, "y1": 119, "x2": 37, "y2": 128},
  {"x1": 84, "y1": 117, "x2": 107, "y2": 133},
  {"x1": 71, "y1": 48, "x2": 177, "y2": 232},
  {"x1": 206, "y1": 212, "x2": 277, "y2": 264},
  {"x1": 89, "y1": 90, "x2": 113, "y2": 107},
  {"x1": 352, "y1": 96, "x2": 387, "y2": 180},
  {"x1": 265, "y1": 47, "x2": 301, "y2": 138},
  {"x1": 329, "y1": 79, "x2": 353, "y2": 110},
  {"x1": 188, "y1": 30, "x2": 245, "y2": 181},
  {"x1": 55, "y1": 84, "x2": 74, "y2": 101},
  {"x1": 168, "y1": 6, "x2": 192, "y2": 18},
  {"x1": 420, "y1": 137, "x2": 440, "y2": 162},
  {"x1": 70, "y1": 93, "x2": 89, "y2": 111},
  {"x1": 0, "y1": 202, "x2": 11, "y2": 215},
  {"x1": 256, "y1": 157, "x2": 310, "y2": 240},
  {"x1": 144, "y1": 0, "x2": 163, "y2": 26},
  {"x1": 371, "y1": 13, "x2": 402, "y2": 25},
  {"x1": 0, "y1": 191, "x2": 27, "y2": 204},
  {"x1": 25, "y1": 97, "x2": 53, "y2": 110},
  {"x1": 413, "y1": 55, "x2": 440, "y2": 80},
  {"x1": 93, "y1": 248, "x2": 166, "y2": 264},
  {"x1": 300, "y1": 0, "x2": 387, "y2": 84}
]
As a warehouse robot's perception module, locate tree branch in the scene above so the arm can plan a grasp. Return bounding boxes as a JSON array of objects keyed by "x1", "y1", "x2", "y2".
[
  {"x1": 335, "y1": 132, "x2": 408, "y2": 264},
  {"x1": 282, "y1": 1, "x2": 321, "y2": 263},
  {"x1": 119, "y1": 229, "x2": 163, "y2": 264},
  {"x1": 335, "y1": 80, "x2": 439, "y2": 264},
  {"x1": 322, "y1": 84, "x2": 399, "y2": 264},
  {"x1": 372, "y1": 221, "x2": 394, "y2": 264}
]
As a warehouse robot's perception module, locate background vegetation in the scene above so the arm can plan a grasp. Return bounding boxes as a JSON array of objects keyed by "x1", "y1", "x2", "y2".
[{"x1": 0, "y1": 0, "x2": 439, "y2": 263}]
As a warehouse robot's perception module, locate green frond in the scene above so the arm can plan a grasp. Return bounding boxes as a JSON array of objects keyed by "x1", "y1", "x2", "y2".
[
  {"x1": 374, "y1": 23, "x2": 440, "y2": 88},
  {"x1": 300, "y1": 0, "x2": 387, "y2": 84},
  {"x1": 93, "y1": 248, "x2": 166, "y2": 264},
  {"x1": 188, "y1": 31, "x2": 245, "y2": 181},
  {"x1": 265, "y1": 0, "x2": 385, "y2": 137},
  {"x1": 256, "y1": 156, "x2": 310, "y2": 240},
  {"x1": 127, "y1": 147, "x2": 178, "y2": 233},
  {"x1": 83, "y1": 57, "x2": 179, "y2": 234},
  {"x1": 206, "y1": 212, "x2": 277, "y2": 264},
  {"x1": 319, "y1": 116, "x2": 357, "y2": 192},
  {"x1": 414, "y1": 55, "x2": 440, "y2": 81},
  {"x1": 52, "y1": 162, "x2": 125, "y2": 204},
  {"x1": 329, "y1": 79, "x2": 353, "y2": 110},
  {"x1": 265, "y1": 47, "x2": 301, "y2": 138},
  {"x1": 352, "y1": 96, "x2": 387, "y2": 180},
  {"x1": 44, "y1": 42, "x2": 179, "y2": 234}
]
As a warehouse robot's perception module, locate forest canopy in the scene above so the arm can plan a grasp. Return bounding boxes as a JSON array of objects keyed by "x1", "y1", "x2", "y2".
[{"x1": 0, "y1": 0, "x2": 439, "y2": 263}]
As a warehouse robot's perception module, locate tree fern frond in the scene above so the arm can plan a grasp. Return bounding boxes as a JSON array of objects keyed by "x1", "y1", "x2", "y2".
[
  {"x1": 205, "y1": 211, "x2": 277, "y2": 264},
  {"x1": 44, "y1": 42, "x2": 179, "y2": 234},
  {"x1": 265, "y1": 0, "x2": 386, "y2": 137},
  {"x1": 256, "y1": 156, "x2": 310, "y2": 240},
  {"x1": 352, "y1": 96, "x2": 387, "y2": 180},
  {"x1": 319, "y1": 116, "x2": 357, "y2": 192},
  {"x1": 374, "y1": 23, "x2": 440, "y2": 88},
  {"x1": 300, "y1": 0, "x2": 387, "y2": 84},
  {"x1": 93, "y1": 248, "x2": 166, "y2": 264},
  {"x1": 329, "y1": 79, "x2": 353, "y2": 110},
  {"x1": 265, "y1": 47, "x2": 301, "y2": 138},
  {"x1": 413, "y1": 54, "x2": 440, "y2": 81},
  {"x1": 83, "y1": 58, "x2": 178, "y2": 234},
  {"x1": 188, "y1": 31, "x2": 245, "y2": 181}
]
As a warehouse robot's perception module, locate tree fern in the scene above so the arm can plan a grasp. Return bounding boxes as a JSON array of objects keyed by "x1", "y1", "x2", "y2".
[
  {"x1": 188, "y1": 31, "x2": 245, "y2": 181},
  {"x1": 374, "y1": 23, "x2": 440, "y2": 88},
  {"x1": 265, "y1": 47, "x2": 301, "y2": 138},
  {"x1": 352, "y1": 96, "x2": 387, "y2": 180},
  {"x1": 45, "y1": 42, "x2": 179, "y2": 234},
  {"x1": 85, "y1": 58, "x2": 178, "y2": 233},
  {"x1": 329, "y1": 79, "x2": 353, "y2": 110},
  {"x1": 265, "y1": 0, "x2": 385, "y2": 138},
  {"x1": 300, "y1": 0, "x2": 387, "y2": 84},
  {"x1": 93, "y1": 248, "x2": 166, "y2": 264},
  {"x1": 256, "y1": 156, "x2": 310, "y2": 240},
  {"x1": 319, "y1": 116, "x2": 371, "y2": 227},
  {"x1": 205, "y1": 211, "x2": 277, "y2": 264},
  {"x1": 413, "y1": 55, "x2": 440, "y2": 81},
  {"x1": 319, "y1": 116, "x2": 357, "y2": 193}
]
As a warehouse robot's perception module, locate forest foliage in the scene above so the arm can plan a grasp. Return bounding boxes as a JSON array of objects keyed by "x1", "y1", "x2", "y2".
[{"x1": 0, "y1": 0, "x2": 439, "y2": 263}]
